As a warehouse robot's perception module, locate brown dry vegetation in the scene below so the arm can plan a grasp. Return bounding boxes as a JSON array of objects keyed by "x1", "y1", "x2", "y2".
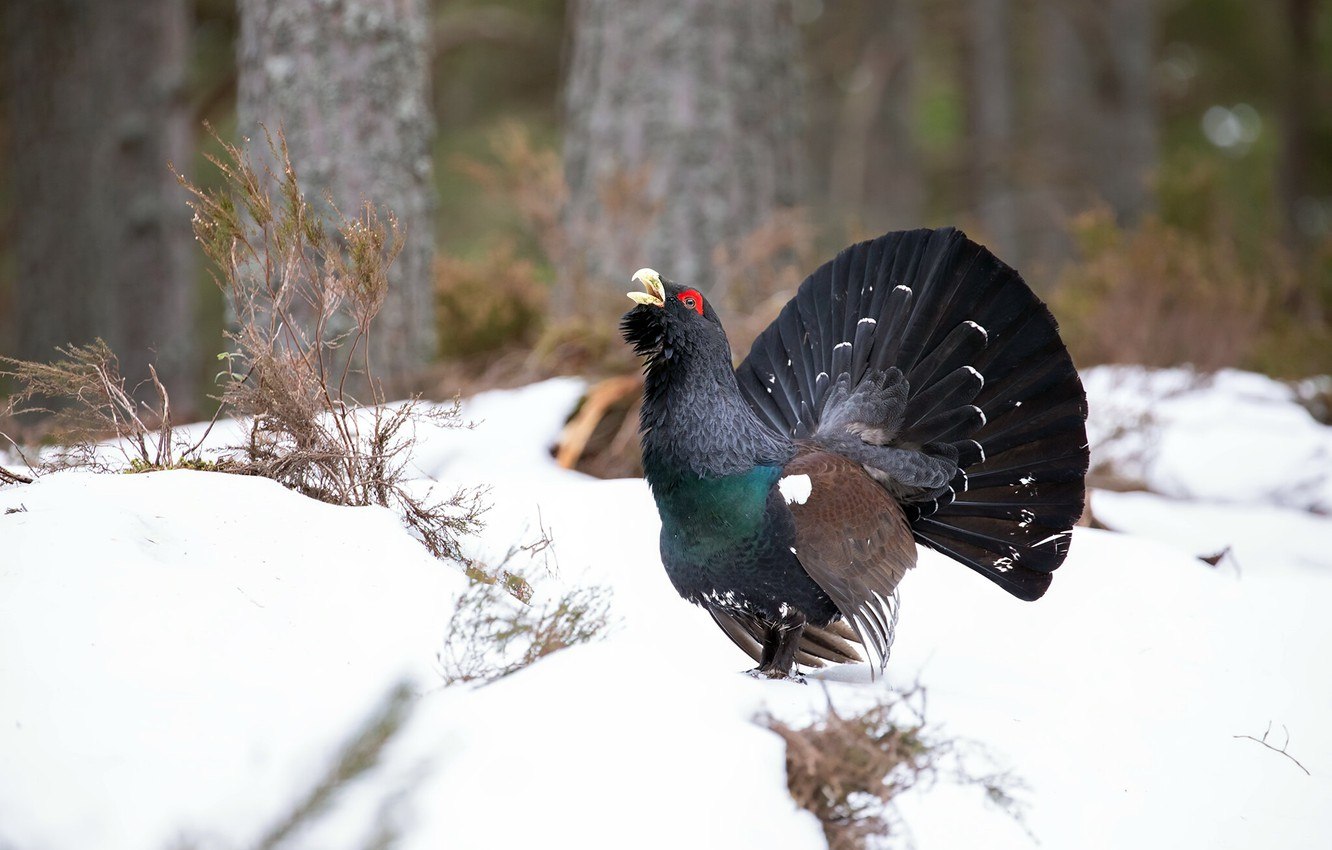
[
  {"x1": 3, "y1": 129, "x2": 485, "y2": 561},
  {"x1": 763, "y1": 688, "x2": 1029, "y2": 850}
]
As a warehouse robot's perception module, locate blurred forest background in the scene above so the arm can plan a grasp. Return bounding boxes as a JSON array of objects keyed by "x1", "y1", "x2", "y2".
[{"x1": 2, "y1": 0, "x2": 1330, "y2": 420}]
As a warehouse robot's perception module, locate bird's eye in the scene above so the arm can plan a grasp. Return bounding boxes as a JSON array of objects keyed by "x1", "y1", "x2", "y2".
[{"x1": 677, "y1": 289, "x2": 704, "y2": 315}]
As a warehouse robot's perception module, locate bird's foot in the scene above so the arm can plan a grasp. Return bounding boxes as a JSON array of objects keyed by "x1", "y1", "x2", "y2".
[{"x1": 745, "y1": 667, "x2": 807, "y2": 684}]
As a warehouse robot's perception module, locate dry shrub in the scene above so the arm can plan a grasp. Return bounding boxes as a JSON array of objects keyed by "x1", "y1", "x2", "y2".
[
  {"x1": 765, "y1": 692, "x2": 934, "y2": 849},
  {"x1": 437, "y1": 524, "x2": 611, "y2": 685},
  {"x1": 711, "y1": 207, "x2": 815, "y2": 312},
  {"x1": 438, "y1": 577, "x2": 611, "y2": 686},
  {"x1": 4, "y1": 128, "x2": 482, "y2": 559},
  {"x1": 253, "y1": 681, "x2": 414, "y2": 850},
  {"x1": 1, "y1": 340, "x2": 186, "y2": 472},
  {"x1": 763, "y1": 688, "x2": 1027, "y2": 850},
  {"x1": 435, "y1": 242, "x2": 547, "y2": 358},
  {"x1": 169, "y1": 127, "x2": 485, "y2": 559},
  {"x1": 1052, "y1": 206, "x2": 1288, "y2": 371}
]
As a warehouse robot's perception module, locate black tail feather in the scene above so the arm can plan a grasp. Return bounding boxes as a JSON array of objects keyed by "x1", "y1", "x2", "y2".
[{"x1": 735, "y1": 228, "x2": 1089, "y2": 600}]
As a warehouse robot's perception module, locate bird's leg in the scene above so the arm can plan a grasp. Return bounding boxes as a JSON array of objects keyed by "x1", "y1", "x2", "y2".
[{"x1": 752, "y1": 607, "x2": 808, "y2": 681}]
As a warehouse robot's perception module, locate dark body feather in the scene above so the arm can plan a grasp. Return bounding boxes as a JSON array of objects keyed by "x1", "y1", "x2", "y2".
[{"x1": 622, "y1": 227, "x2": 1089, "y2": 678}]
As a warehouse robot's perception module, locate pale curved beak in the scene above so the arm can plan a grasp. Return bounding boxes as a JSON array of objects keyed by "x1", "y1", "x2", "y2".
[{"x1": 628, "y1": 268, "x2": 666, "y2": 307}]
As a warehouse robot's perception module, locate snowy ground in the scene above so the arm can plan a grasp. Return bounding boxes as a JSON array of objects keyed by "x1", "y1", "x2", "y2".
[{"x1": 2, "y1": 367, "x2": 1331, "y2": 849}]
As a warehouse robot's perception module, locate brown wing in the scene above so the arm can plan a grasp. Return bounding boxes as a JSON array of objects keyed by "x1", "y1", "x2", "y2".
[{"x1": 782, "y1": 446, "x2": 918, "y2": 670}]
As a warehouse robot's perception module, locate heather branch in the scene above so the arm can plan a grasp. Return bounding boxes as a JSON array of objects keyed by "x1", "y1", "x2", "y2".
[{"x1": 1233, "y1": 721, "x2": 1311, "y2": 776}]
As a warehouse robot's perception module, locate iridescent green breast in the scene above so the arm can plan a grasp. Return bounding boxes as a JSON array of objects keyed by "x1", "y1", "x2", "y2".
[{"x1": 653, "y1": 465, "x2": 781, "y2": 561}]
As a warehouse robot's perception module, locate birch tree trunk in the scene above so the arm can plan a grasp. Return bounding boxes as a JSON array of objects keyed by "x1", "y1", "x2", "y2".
[
  {"x1": 5, "y1": 0, "x2": 196, "y2": 407},
  {"x1": 562, "y1": 0, "x2": 806, "y2": 311},
  {"x1": 237, "y1": 0, "x2": 436, "y2": 391}
]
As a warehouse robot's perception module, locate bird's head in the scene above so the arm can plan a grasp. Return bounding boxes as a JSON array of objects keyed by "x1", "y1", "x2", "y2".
[{"x1": 619, "y1": 268, "x2": 730, "y2": 369}]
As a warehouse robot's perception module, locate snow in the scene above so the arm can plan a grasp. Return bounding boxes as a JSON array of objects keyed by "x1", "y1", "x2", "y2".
[
  {"x1": 3, "y1": 369, "x2": 1332, "y2": 849},
  {"x1": 1084, "y1": 366, "x2": 1332, "y2": 513}
]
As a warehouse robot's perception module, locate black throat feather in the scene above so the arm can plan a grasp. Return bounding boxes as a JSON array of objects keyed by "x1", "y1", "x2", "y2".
[{"x1": 621, "y1": 304, "x2": 793, "y2": 486}]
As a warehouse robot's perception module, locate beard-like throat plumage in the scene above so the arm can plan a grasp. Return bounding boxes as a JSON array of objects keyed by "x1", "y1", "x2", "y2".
[{"x1": 621, "y1": 304, "x2": 793, "y2": 482}]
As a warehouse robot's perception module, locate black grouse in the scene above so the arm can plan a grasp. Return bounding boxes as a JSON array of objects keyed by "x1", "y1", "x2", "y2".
[{"x1": 621, "y1": 228, "x2": 1089, "y2": 680}]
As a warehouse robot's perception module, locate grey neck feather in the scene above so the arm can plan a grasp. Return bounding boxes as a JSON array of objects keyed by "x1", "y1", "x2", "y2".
[{"x1": 640, "y1": 322, "x2": 793, "y2": 481}]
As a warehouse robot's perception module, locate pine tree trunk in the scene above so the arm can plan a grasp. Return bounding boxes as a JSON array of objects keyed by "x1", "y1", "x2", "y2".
[
  {"x1": 562, "y1": 0, "x2": 805, "y2": 311},
  {"x1": 827, "y1": 0, "x2": 923, "y2": 233},
  {"x1": 5, "y1": 0, "x2": 196, "y2": 407},
  {"x1": 1098, "y1": 0, "x2": 1157, "y2": 224},
  {"x1": 236, "y1": 0, "x2": 436, "y2": 392},
  {"x1": 1035, "y1": 0, "x2": 1157, "y2": 239},
  {"x1": 966, "y1": 0, "x2": 1020, "y2": 262},
  {"x1": 1278, "y1": 0, "x2": 1317, "y2": 255}
]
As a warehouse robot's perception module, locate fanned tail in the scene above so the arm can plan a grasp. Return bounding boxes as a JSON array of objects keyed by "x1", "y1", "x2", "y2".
[{"x1": 735, "y1": 228, "x2": 1089, "y2": 601}]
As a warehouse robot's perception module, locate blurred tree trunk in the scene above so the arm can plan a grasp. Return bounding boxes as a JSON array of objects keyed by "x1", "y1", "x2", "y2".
[
  {"x1": 966, "y1": 0, "x2": 1020, "y2": 262},
  {"x1": 1033, "y1": 0, "x2": 1158, "y2": 263},
  {"x1": 1098, "y1": 0, "x2": 1158, "y2": 224},
  {"x1": 5, "y1": 0, "x2": 196, "y2": 408},
  {"x1": 562, "y1": 0, "x2": 806, "y2": 311},
  {"x1": 828, "y1": 0, "x2": 923, "y2": 234},
  {"x1": 1278, "y1": 0, "x2": 1318, "y2": 258},
  {"x1": 237, "y1": 0, "x2": 436, "y2": 392}
]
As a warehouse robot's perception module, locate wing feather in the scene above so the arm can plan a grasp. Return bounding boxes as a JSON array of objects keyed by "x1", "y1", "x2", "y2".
[{"x1": 782, "y1": 447, "x2": 916, "y2": 671}]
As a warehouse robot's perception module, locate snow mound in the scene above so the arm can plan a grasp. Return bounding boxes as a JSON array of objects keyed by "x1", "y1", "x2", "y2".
[
  {"x1": 1085, "y1": 366, "x2": 1332, "y2": 513},
  {"x1": 3, "y1": 371, "x2": 1332, "y2": 849},
  {"x1": 0, "y1": 470, "x2": 464, "y2": 850}
]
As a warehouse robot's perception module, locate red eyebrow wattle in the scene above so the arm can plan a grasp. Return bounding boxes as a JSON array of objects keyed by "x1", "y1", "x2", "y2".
[{"x1": 678, "y1": 289, "x2": 704, "y2": 315}]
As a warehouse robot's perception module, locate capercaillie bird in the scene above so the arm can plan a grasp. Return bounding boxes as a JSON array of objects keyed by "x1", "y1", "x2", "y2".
[{"x1": 621, "y1": 228, "x2": 1089, "y2": 680}]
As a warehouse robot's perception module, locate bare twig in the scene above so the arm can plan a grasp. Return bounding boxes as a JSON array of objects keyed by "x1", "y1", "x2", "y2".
[
  {"x1": 0, "y1": 464, "x2": 33, "y2": 485},
  {"x1": 1233, "y1": 722, "x2": 1311, "y2": 776}
]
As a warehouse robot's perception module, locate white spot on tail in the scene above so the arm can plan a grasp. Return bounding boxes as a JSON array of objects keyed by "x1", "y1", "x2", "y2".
[
  {"x1": 1019, "y1": 474, "x2": 1036, "y2": 485},
  {"x1": 833, "y1": 341, "x2": 852, "y2": 351},
  {"x1": 779, "y1": 474, "x2": 813, "y2": 505},
  {"x1": 1034, "y1": 531, "x2": 1070, "y2": 547},
  {"x1": 858, "y1": 317, "x2": 877, "y2": 326},
  {"x1": 816, "y1": 371, "x2": 829, "y2": 383},
  {"x1": 767, "y1": 373, "x2": 776, "y2": 384},
  {"x1": 963, "y1": 365, "x2": 984, "y2": 386},
  {"x1": 964, "y1": 320, "x2": 989, "y2": 342},
  {"x1": 894, "y1": 285, "x2": 912, "y2": 294}
]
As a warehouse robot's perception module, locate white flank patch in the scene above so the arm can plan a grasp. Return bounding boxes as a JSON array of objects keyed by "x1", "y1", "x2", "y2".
[{"x1": 778, "y1": 474, "x2": 813, "y2": 505}]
